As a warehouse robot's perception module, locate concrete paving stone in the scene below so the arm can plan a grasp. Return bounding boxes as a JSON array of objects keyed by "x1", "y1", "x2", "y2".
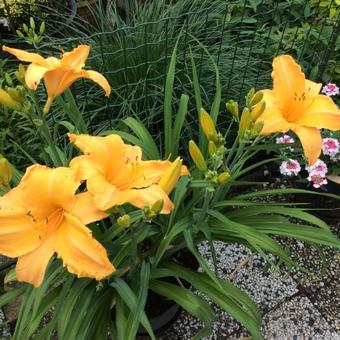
[
  {"x1": 0, "y1": 308, "x2": 11, "y2": 339},
  {"x1": 199, "y1": 241, "x2": 299, "y2": 312},
  {"x1": 262, "y1": 296, "x2": 340, "y2": 340}
]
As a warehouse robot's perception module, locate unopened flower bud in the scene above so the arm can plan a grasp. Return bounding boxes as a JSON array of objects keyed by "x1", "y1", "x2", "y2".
[
  {"x1": 238, "y1": 108, "x2": 252, "y2": 138},
  {"x1": 158, "y1": 157, "x2": 182, "y2": 194},
  {"x1": 0, "y1": 155, "x2": 13, "y2": 191},
  {"x1": 205, "y1": 170, "x2": 218, "y2": 184},
  {"x1": 250, "y1": 91, "x2": 263, "y2": 107},
  {"x1": 251, "y1": 121, "x2": 264, "y2": 135},
  {"x1": 189, "y1": 140, "x2": 207, "y2": 172},
  {"x1": 247, "y1": 88, "x2": 255, "y2": 99},
  {"x1": 151, "y1": 199, "x2": 164, "y2": 215},
  {"x1": 7, "y1": 87, "x2": 24, "y2": 103},
  {"x1": 117, "y1": 214, "x2": 131, "y2": 228},
  {"x1": 200, "y1": 108, "x2": 217, "y2": 141},
  {"x1": 15, "y1": 64, "x2": 26, "y2": 84},
  {"x1": 226, "y1": 100, "x2": 239, "y2": 121},
  {"x1": 251, "y1": 101, "x2": 266, "y2": 121},
  {"x1": 0, "y1": 89, "x2": 22, "y2": 111},
  {"x1": 208, "y1": 141, "x2": 217, "y2": 155},
  {"x1": 218, "y1": 172, "x2": 230, "y2": 185}
]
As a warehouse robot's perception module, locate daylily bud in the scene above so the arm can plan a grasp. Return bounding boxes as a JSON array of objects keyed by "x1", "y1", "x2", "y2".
[
  {"x1": 15, "y1": 64, "x2": 26, "y2": 84},
  {"x1": 117, "y1": 214, "x2": 131, "y2": 229},
  {"x1": 7, "y1": 87, "x2": 25, "y2": 103},
  {"x1": 226, "y1": 100, "x2": 239, "y2": 121},
  {"x1": 250, "y1": 91, "x2": 263, "y2": 107},
  {"x1": 39, "y1": 21, "x2": 46, "y2": 35},
  {"x1": 200, "y1": 108, "x2": 217, "y2": 141},
  {"x1": 218, "y1": 172, "x2": 230, "y2": 185},
  {"x1": 205, "y1": 170, "x2": 218, "y2": 184},
  {"x1": 238, "y1": 108, "x2": 252, "y2": 138},
  {"x1": 151, "y1": 199, "x2": 164, "y2": 215},
  {"x1": 247, "y1": 88, "x2": 255, "y2": 99},
  {"x1": 208, "y1": 141, "x2": 217, "y2": 155},
  {"x1": 23, "y1": 23, "x2": 29, "y2": 33},
  {"x1": 158, "y1": 157, "x2": 182, "y2": 194},
  {"x1": 5, "y1": 73, "x2": 13, "y2": 87},
  {"x1": 189, "y1": 141, "x2": 207, "y2": 172},
  {"x1": 30, "y1": 17, "x2": 35, "y2": 30},
  {"x1": 251, "y1": 101, "x2": 266, "y2": 121},
  {"x1": 0, "y1": 155, "x2": 13, "y2": 191},
  {"x1": 251, "y1": 121, "x2": 264, "y2": 135},
  {"x1": 0, "y1": 89, "x2": 22, "y2": 111}
]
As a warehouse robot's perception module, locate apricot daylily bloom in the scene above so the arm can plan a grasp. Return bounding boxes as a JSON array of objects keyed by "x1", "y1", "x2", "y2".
[
  {"x1": 0, "y1": 165, "x2": 114, "y2": 287},
  {"x1": 257, "y1": 55, "x2": 340, "y2": 165},
  {"x1": 2, "y1": 45, "x2": 111, "y2": 113},
  {"x1": 69, "y1": 134, "x2": 189, "y2": 214}
]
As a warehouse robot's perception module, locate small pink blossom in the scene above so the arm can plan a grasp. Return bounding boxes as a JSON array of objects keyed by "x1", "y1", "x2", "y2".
[
  {"x1": 322, "y1": 83, "x2": 339, "y2": 97},
  {"x1": 305, "y1": 159, "x2": 328, "y2": 177},
  {"x1": 322, "y1": 138, "x2": 339, "y2": 157},
  {"x1": 307, "y1": 174, "x2": 328, "y2": 188},
  {"x1": 276, "y1": 134, "x2": 294, "y2": 144},
  {"x1": 279, "y1": 159, "x2": 301, "y2": 176}
]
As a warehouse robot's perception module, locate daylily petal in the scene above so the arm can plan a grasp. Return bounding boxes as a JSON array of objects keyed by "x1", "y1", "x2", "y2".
[
  {"x1": 69, "y1": 155, "x2": 98, "y2": 181},
  {"x1": 128, "y1": 185, "x2": 174, "y2": 214},
  {"x1": 272, "y1": 55, "x2": 305, "y2": 113},
  {"x1": 261, "y1": 89, "x2": 277, "y2": 109},
  {"x1": 60, "y1": 45, "x2": 90, "y2": 70},
  {"x1": 44, "y1": 68, "x2": 76, "y2": 99},
  {"x1": 294, "y1": 95, "x2": 340, "y2": 130},
  {"x1": 69, "y1": 133, "x2": 142, "y2": 179},
  {"x1": 16, "y1": 233, "x2": 55, "y2": 287},
  {"x1": 13, "y1": 165, "x2": 80, "y2": 214},
  {"x1": 56, "y1": 213, "x2": 114, "y2": 280},
  {"x1": 257, "y1": 105, "x2": 291, "y2": 135},
  {"x1": 2, "y1": 45, "x2": 49, "y2": 67},
  {"x1": 291, "y1": 125, "x2": 322, "y2": 165},
  {"x1": 79, "y1": 70, "x2": 111, "y2": 97},
  {"x1": 69, "y1": 192, "x2": 108, "y2": 225},
  {"x1": 25, "y1": 63, "x2": 49, "y2": 90},
  {"x1": 86, "y1": 172, "x2": 139, "y2": 211},
  {"x1": 0, "y1": 208, "x2": 43, "y2": 257}
]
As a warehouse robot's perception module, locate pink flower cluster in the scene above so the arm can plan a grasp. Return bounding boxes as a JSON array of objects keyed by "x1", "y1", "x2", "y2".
[
  {"x1": 322, "y1": 138, "x2": 339, "y2": 158},
  {"x1": 306, "y1": 159, "x2": 328, "y2": 188},
  {"x1": 322, "y1": 83, "x2": 339, "y2": 97},
  {"x1": 276, "y1": 134, "x2": 294, "y2": 144},
  {"x1": 279, "y1": 159, "x2": 301, "y2": 176}
]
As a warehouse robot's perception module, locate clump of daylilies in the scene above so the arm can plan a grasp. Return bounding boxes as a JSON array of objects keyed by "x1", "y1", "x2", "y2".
[
  {"x1": 0, "y1": 44, "x2": 339, "y2": 292},
  {"x1": 0, "y1": 132, "x2": 188, "y2": 287}
]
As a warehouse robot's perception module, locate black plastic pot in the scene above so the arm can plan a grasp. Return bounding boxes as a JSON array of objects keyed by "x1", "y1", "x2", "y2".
[{"x1": 137, "y1": 249, "x2": 199, "y2": 336}]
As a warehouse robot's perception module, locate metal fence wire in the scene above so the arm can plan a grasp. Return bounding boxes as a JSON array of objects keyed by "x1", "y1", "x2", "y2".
[{"x1": 1, "y1": 0, "x2": 339, "y2": 139}]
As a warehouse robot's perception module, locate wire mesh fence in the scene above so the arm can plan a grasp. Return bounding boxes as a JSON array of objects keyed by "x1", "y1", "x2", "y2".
[{"x1": 1, "y1": 0, "x2": 339, "y2": 138}]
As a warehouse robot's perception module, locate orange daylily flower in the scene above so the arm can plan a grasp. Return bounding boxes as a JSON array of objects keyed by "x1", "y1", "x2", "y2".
[
  {"x1": 69, "y1": 134, "x2": 189, "y2": 214},
  {"x1": 2, "y1": 45, "x2": 111, "y2": 113},
  {"x1": 257, "y1": 55, "x2": 340, "y2": 165},
  {"x1": 0, "y1": 165, "x2": 114, "y2": 287}
]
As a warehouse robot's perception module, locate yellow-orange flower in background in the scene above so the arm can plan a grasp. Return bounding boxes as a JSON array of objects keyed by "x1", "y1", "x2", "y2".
[
  {"x1": 0, "y1": 165, "x2": 114, "y2": 287},
  {"x1": 69, "y1": 134, "x2": 189, "y2": 214},
  {"x1": 2, "y1": 45, "x2": 111, "y2": 113},
  {"x1": 257, "y1": 55, "x2": 340, "y2": 165}
]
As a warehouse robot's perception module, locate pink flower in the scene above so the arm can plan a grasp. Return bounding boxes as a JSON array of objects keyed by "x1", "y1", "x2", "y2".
[
  {"x1": 305, "y1": 159, "x2": 328, "y2": 177},
  {"x1": 307, "y1": 174, "x2": 328, "y2": 188},
  {"x1": 322, "y1": 138, "x2": 339, "y2": 157},
  {"x1": 322, "y1": 83, "x2": 339, "y2": 97},
  {"x1": 279, "y1": 159, "x2": 301, "y2": 176},
  {"x1": 276, "y1": 134, "x2": 294, "y2": 144}
]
